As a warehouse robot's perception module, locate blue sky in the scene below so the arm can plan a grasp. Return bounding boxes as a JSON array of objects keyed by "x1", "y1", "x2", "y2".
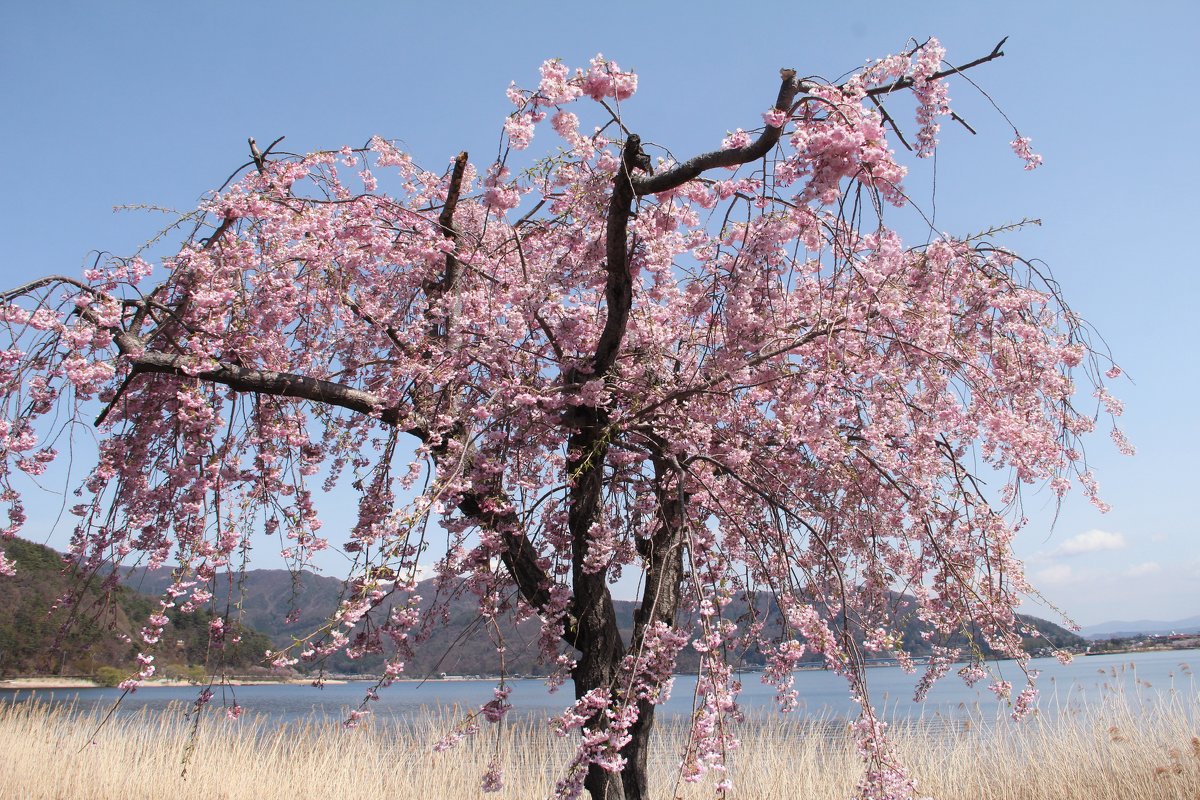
[{"x1": 2, "y1": 1, "x2": 1196, "y2": 627}]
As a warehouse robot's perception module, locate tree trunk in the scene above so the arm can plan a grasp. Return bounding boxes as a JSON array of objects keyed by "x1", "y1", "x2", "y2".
[
  {"x1": 619, "y1": 701, "x2": 657, "y2": 800},
  {"x1": 565, "y1": 136, "x2": 689, "y2": 800},
  {"x1": 567, "y1": 398, "x2": 628, "y2": 799},
  {"x1": 566, "y1": 448, "x2": 686, "y2": 800},
  {"x1": 620, "y1": 452, "x2": 686, "y2": 800}
]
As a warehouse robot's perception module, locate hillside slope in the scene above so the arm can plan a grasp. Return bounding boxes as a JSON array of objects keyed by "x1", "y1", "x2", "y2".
[{"x1": 0, "y1": 538, "x2": 271, "y2": 678}]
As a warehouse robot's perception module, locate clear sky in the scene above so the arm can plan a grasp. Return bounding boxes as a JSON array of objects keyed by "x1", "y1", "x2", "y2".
[{"x1": 1, "y1": 1, "x2": 1196, "y2": 628}]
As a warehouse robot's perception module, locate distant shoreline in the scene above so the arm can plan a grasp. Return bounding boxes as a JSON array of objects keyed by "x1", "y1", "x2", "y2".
[
  {"x1": 5, "y1": 644, "x2": 1197, "y2": 691},
  {"x1": 0, "y1": 677, "x2": 346, "y2": 690}
]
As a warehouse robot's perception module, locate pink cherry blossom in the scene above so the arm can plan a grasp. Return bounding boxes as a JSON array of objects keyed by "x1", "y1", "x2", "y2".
[
  {"x1": 1011, "y1": 135, "x2": 1044, "y2": 170},
  {"x1": 762, "y1": 108, "x2": 789, "y2": 128},
  {"x1": 721, "y1": 129, "x2": 751, "y2": 150}
]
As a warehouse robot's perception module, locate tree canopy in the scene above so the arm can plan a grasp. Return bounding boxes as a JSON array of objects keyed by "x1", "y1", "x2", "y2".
[{"x1": 0, "y1": 38, "x2": 1125, "y2": 800}]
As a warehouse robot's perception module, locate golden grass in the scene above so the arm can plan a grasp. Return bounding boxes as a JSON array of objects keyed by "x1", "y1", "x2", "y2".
[{"x1": 1, "y1": 693, "x2": 1197, "y2": 799}]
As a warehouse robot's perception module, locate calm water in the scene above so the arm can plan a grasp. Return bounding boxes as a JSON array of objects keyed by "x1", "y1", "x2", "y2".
[{"x1": 3, "y1": 649, "x2": 1195, "y2": 725}]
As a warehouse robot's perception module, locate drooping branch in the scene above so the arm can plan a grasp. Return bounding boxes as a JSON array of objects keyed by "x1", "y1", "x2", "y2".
[
  {"x1": 63, "y1": 298, "x2": 413, "y2": 428},
  {"x1": 420, "y1": 150, "x2": 567, "y2": 624},
  {"x1": 99, "y1": 309, "x2": 566, "y2": 625}
]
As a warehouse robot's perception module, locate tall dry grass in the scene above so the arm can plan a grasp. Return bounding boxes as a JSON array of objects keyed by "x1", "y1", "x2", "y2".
[{"x1": 1, "y1": 690, "x2": 1197, "y2": 799}]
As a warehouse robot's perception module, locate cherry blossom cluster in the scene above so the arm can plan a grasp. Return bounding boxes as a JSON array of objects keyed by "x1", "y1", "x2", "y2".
[
  {"x1": 1010, "y1": 135, "x2": 1044, "y2": 170},
  {"x1": 910, "y1": 38, "x2": 950, "y2": 156}
]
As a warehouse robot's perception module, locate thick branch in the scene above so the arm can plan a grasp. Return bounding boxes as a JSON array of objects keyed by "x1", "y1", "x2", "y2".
[
  {"x1": 434, "y1": 151, "x2": 470, "y2": 294},
  {"x1": 630, "y1": 71, "x2": 801, "y2": 196},
  {"x1": 123, "y1": 350, "x2": 414, "y2": 428},
  {"x1": 588, "y1": 135, "x2": 648, "y2": 380},
  {"x1": 457, "y1": 491, "x2": 559, "y2": 618},
  {"x1": 630, "y1": 40, "x2": 1005, "y2": 198}
]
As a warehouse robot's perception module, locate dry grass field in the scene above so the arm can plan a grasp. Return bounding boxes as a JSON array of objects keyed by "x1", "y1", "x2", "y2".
[{"x1": 1, "y1": 690, "x2": 1197, "y2": 799}]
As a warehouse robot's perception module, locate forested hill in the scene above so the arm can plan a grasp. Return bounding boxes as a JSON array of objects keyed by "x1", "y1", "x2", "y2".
[
  {"x1": 123, "y1": 566, "x2": 1085, "y2": 678},
  {"x1": 0, "y1": 537, "x2": 271, "y2": 678}
]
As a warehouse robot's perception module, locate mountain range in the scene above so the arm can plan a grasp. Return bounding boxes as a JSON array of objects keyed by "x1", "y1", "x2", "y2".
[
  {"x1": 122, "y1": 563, "x2": 1085, "y2": 678},
  {"x1": 1080, "y1": 615, "x2": 1200, "y2": 639},
  {"x1": 0, "y1": 536, "x2": 1088, "y2": 679}
]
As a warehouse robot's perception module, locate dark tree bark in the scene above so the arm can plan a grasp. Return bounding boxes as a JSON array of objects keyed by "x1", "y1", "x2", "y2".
[{"x1": 619, "y1": 452, "x2": 686, "y2": 800}]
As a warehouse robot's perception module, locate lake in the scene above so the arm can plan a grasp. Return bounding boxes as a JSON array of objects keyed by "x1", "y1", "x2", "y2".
[{"x1": 3, "y1": 649, "x2": 1195, "y2": 726}]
